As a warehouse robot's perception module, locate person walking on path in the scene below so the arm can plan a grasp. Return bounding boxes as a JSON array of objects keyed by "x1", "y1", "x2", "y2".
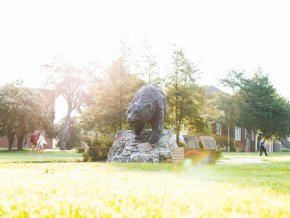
[
  {"x1": 30, "y1": 130, "x2": 39, "y2": 154},
  {"x1": 37, "y1": 131, "x2": 47, "y2": 155},
  {"x1": 260, "y1": 139, "x2": 268, "y2": 156}
]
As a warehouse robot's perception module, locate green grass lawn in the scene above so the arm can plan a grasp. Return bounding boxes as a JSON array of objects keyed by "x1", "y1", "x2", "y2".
[
  {"x1": 0, "y1": 148, "x2": 82, "y2": 162},
  {"x1": 222, "y1": 151, "x2": 290, "y2": 157},
  {"x1": 221, "y1": 151, "x2": 290, "y2": 163},
  {"x1": 0, "y1": 151, "x2": 290, "y2": 217}
]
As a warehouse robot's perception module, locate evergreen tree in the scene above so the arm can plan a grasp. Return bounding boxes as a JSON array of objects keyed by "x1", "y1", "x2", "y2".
[{"x1": 165, "y1": 47, "x2": 207, "y2": 145}]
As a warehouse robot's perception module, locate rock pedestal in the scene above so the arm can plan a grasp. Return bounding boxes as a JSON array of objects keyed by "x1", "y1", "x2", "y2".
[{"x1": 107, "y1": 129, "x2": 178, "y2": 163}]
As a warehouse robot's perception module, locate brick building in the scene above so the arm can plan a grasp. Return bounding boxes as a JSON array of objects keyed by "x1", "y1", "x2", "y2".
[
  {"x1": 212, "y1": 122, "x2": 257, "y2": 152},
  {"x1": 205, "y1": 85, "x2": 258, "y2": 152}
]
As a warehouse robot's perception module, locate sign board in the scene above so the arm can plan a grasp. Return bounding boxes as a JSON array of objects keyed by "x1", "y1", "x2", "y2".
[
  {"x1": 183, "y1": 135, "x2": 200, "y2": 149},
  {"x1": 200, "y1": 136, "x2": 217, "y2": 149}
]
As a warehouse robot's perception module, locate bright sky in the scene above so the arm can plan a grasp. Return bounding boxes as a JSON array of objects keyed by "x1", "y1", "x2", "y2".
[{"x1": 1, "y1": 0, "x2": 290, "y2": 119}]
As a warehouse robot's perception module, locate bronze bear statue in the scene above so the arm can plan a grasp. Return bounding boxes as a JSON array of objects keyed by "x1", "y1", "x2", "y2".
[{"x1": 127, "y1": 85, "x2": 168, "y2": 144}]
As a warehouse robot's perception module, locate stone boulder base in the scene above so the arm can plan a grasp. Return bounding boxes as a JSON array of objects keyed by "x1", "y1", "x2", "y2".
[{"x1": 107, "y1": 129, "x2": 178, "y2": 163}]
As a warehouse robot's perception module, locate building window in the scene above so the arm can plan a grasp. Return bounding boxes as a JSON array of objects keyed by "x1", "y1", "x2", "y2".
[
  {"x1": 216, "y1": 123, "x2": 222, "y2": 135},
  {"x1": 251, "y1": 131, "x2": 255, "y2": 141},
  {"x1": 235, "y1": 126, "x2": 241, "y2": 141}
]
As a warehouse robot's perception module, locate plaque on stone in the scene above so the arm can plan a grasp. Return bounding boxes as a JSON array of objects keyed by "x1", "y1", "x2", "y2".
[
  {"x1": 200, "y1": 136, "x2": 217, "y2": 149},
  {"x1": 171, "y1": 147, "x2": 184, "y2": 163},
  {"x1": 183, "y1": 135, "x2": 200, "y2": 149}
]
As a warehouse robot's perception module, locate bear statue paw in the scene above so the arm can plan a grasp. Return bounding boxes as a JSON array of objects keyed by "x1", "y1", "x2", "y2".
[{"x1": 149, "y1": 133, "x2": 160, "y2": 144}]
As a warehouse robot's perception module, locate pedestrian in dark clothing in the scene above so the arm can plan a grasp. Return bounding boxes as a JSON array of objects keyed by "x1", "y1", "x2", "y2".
[{"x1": 260, "y1": 139, "x2": 268, "y2": 156}]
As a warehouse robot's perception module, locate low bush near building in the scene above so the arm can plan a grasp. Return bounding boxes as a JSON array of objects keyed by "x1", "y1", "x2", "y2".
[{"x1": 280, "y1": 147, "x2": 290, "y2": 152}]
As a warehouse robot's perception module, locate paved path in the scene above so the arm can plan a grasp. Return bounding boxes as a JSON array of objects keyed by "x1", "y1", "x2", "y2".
[{"x1": 217, "y1": 157, "x2": 269, "y2": 164}]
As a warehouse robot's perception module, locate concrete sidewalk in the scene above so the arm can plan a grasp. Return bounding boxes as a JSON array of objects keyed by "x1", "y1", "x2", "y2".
[{"x1": 217, "y1": 157, "x2": 269, "y2": 164}]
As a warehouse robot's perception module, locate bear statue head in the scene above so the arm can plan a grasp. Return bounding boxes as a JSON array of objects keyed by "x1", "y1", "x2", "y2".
[{"x1": 127, "y1": 102, "x2": 153, "y2": 134}]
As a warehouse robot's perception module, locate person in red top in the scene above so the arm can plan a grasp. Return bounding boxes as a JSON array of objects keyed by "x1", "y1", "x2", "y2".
[{"x1": 30, "y1": 130, "x2": 39, "y2": 154}]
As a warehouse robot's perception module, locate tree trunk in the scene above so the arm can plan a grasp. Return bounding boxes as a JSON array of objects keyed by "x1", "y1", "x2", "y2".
[
  {"x1": 60, "y1": 102, "x2": 73, "y2": 150},
  {"x1": 7, "y1": 134, "x2": 15, "y2": 151},
  {"x1": 176, "y1": 133, "x2": 180, "y2": 147},
  {"x1": 176, "y1": 124, "x2": 180, "y2": 146},
  {"x1": 17, "y1": 135, "x2": 24, "y2": 150},
  {"x1": 227, "y1": 118, "x2": 230, "y2": 150},
  {"x1": 60, "y1": 119, "x2": 70, "y2": 150}
]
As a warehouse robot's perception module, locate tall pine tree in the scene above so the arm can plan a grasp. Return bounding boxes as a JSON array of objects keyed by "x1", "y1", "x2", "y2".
[{"x1": 165, "y1": 47, "x2": 207, "y2": 145}]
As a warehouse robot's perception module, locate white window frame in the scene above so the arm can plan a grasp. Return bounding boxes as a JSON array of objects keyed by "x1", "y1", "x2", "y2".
[
  {"x1": 235, "y1": 126, "x2": 241, "y2": 141},
  {"x1": 216, "y1": 123, "x2": 222, "y2": 135}
]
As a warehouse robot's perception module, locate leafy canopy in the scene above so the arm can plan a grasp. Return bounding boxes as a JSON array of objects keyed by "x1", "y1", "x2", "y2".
[
  {"x1": 0, "y1": 83, "x2": 54, "y2": 150},
  {"x1": 221, "y1": 70, "x2": 290, "y2": 139},
  {"x1": 81, "y1": 58, "x2": 144, "y2": 135}
]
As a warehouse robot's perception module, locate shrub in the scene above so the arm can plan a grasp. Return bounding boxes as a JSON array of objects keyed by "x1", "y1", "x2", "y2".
[
  {"x1": 280, "y1": 147, "x2": 290, "y2": 152},
  {"x1": 82, "y1": 149, "x2": 90, "y2": 162},
  {"x1": 216, "y1": 144, "x2": 223, "y2": 160},
  {"x1": 198, "y1": 141, "x2": 204, "y2": 149},
  {"x1": 55, "y1": 118, "x2": 82, "y2": 150},
  {"x1": 230, "y1": 145, "x2": 236, "y2": 152},
  {"x1": 179, "y1": 141, "x2": 185, "y2": 147},
  {"x1": 76, "y1": 147, "x2": 86, "y2": 154},
  {"x1": 82, "y1": 134, "x2": 113, "y2": 161}
]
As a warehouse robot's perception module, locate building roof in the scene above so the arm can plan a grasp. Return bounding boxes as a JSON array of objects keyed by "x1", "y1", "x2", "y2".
[{"x1": 204, "y1": 85, "x2": 230, "y2": 97}]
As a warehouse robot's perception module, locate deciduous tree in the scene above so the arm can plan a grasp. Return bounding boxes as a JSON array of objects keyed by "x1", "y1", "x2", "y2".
[
  {"x1": 42, "y1": 55, "x2": 98, "y2": 150},
  {"x1": 81, "y1": 59, "x2": 144, "y2": 135},
  {"x1": 0, "y1": 83, "x2": 53, "y2": 150},
  {"x1": 221, "y1": 70, "x2": 290, "y2": 139}
]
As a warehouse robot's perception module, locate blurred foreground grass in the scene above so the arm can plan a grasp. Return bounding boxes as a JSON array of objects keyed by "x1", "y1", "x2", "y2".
[{"x1": 0, "y1": 157, "x2": 289, "y2": 217}]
